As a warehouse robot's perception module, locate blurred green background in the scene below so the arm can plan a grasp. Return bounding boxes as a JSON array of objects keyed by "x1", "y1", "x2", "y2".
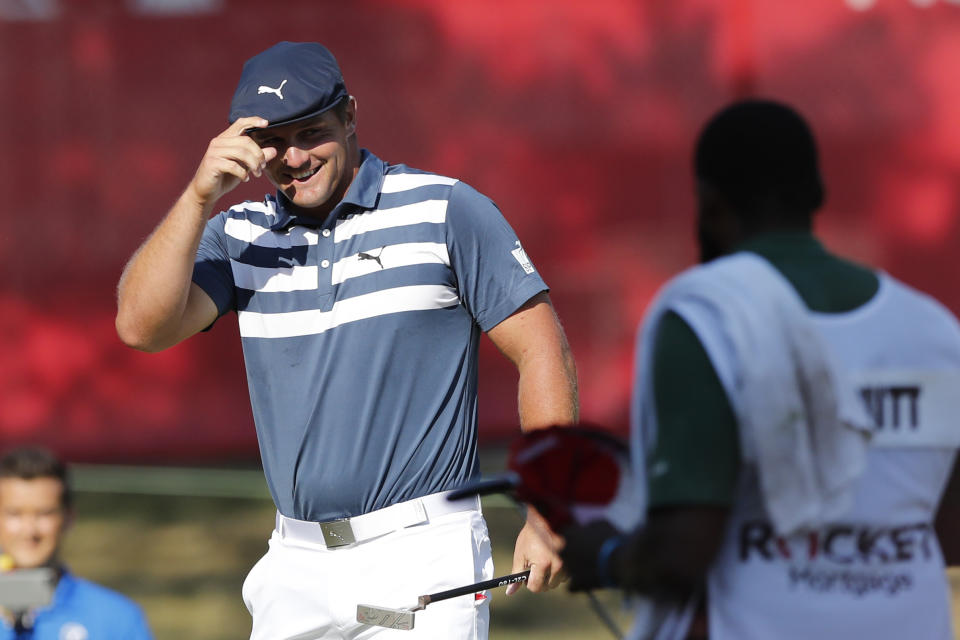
[{"x1": 63, "y1": 460, "x2": 634, "y2": 640}]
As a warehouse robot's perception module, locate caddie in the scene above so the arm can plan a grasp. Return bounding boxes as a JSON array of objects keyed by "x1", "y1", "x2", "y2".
[
  {"x1": 561, "y1": 99, "x2": 960, "y2": 640},
  {"x1": 115, "y1": 41, "x2": 578, "y2": 639}
]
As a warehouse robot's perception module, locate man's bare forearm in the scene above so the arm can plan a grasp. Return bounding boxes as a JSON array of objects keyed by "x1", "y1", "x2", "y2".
[
  {"x1": 116, "y1": 116, "x2": 274, "y2": 352},
  {"x1": 516, "y1": 331, "x2": 579, "y2": 430},
  {"x1": 115, "y1": 186, "x2": 213, "y2": 352},
  {"x1": 488, "y1": 292, "x2": 580, "y2": 592},
  {"x1": 488, "y1": 291, "x2": 579, "y2": 430}
]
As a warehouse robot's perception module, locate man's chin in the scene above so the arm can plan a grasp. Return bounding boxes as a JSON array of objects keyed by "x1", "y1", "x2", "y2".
[
  {"x1": 9, "y1": 560, "x2": 47, "y2": 569},
  {"x1": 7, "y1": 553, "x2": 55, "y2": 570},
  {"x1": 282, "y1": 188, "x2": 333, "y2": 211}
]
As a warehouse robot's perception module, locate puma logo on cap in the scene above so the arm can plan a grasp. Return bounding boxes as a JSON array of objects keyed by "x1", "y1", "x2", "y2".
[{"x1": 257, "y1": 79, "x2": 288, "y2": 100}]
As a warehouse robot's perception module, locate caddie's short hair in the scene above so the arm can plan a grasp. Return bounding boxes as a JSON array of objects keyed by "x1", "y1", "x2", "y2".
[
  {"x1": 695, "y1": 99, "x2": 825, "y2": 222},
  {"x1": 0, "y1": 446, "x2": 72, "y2": 510}
]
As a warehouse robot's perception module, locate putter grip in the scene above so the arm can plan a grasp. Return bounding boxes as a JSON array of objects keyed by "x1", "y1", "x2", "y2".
[{"x1": 421, "y1": 570, "x2": 530, "y2": 607}]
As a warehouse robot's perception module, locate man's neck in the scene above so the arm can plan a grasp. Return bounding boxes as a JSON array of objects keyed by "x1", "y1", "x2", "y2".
[{"x1": 732, "y1": 230, "x2": 880, "y2": 313}]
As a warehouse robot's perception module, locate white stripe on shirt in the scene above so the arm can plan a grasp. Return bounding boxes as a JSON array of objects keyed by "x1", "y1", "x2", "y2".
[
  {"x1": 225, "y1": 218, "x2": 319, "y2": 248},
  {"x1": 237, "y1": 284, "x2": 460, "y2": 339},
  {"x1": 230, "y1": 261, "x2": 319, "y2": 292},
  {"x1": 227, "y1": 201, "x2": 275, "y2": 216},
  {"x1": 331, "y1": 242, "x2": 450, "y2": 285},
  {"x1": 380, "y1": 173, "x2": 459, "y2": 194},
  {"x1": 334, "y1": 200, "x2": 447, "y2": 243}
]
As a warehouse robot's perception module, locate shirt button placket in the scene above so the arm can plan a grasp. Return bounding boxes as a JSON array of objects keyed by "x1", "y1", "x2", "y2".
[{"x1": 317, "y1": 226, "x2": 335, "y2": 310}]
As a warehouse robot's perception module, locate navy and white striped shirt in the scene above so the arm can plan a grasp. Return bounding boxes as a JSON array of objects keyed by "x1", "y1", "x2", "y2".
[{"x1": 193, "y1": 150, "x2": 547, "y2": 521}]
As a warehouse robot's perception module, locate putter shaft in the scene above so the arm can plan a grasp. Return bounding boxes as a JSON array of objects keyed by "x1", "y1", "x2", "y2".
[
  {"x1": 418, "y1": 570, "x2": 529, "y2": 608},
  {"x1": 357, "y1": 570, "x2": 531, "y2": 631}
]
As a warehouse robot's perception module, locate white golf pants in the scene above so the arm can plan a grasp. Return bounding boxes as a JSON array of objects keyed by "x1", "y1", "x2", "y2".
[{"x1": 243, "y1": 495, "x2": 493, "y2": 640}]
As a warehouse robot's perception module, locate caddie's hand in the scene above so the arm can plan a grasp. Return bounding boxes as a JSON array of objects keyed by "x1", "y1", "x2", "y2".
[
  {"x1": 560, "y1": 519, "x2": 623, "y2": 592},
  {"x1": 187, "y1": 116, "x2": 278, "y2": 208},
  {"x1": 507, "y1": 508, "x2": 568, "y2": 595}
]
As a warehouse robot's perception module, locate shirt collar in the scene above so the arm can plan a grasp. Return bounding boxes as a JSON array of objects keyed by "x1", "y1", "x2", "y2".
[
  {"x1": 735, "y1": 230, "x2": 825, "y2": 260},
  {"x1": 268, "y1": 149, "x2": 385, "y2": 230},
  {"x1": 52, "y1": 567, "x2": 76, "y2": 602}
]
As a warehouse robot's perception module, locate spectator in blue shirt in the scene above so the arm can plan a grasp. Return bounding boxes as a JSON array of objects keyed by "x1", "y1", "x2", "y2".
[{"x1": 0, "y1": 447, "x2": 153, "y2": 640}]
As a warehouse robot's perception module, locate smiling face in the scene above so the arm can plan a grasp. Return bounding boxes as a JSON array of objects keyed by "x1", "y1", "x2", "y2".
[
  {"x1": 0, "y1": 477, "x2": 70, "y2": 569},
  {"x1": 249, "y1": 97, "x2": 359, "y2": 216}
]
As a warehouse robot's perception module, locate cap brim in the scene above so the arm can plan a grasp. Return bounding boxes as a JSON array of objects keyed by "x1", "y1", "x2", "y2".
[{"x1": 240, "y1": 98, "x2": 344, "y2": 134}]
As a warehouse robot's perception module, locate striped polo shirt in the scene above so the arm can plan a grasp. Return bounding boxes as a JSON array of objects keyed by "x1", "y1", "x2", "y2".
[{"x1": 192, "y1": 150, "x2": 547, "y2": 521}]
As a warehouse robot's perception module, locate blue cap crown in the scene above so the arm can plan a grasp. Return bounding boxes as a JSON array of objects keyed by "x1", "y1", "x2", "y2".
[{"x1": 229, "y1": 41, "x2": 348, "y2": 128}]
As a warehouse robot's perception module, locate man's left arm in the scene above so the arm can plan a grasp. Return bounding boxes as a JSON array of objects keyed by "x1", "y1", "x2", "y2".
[{"x1": 487, "y1": 291, "x2": 579, "y2": 593}]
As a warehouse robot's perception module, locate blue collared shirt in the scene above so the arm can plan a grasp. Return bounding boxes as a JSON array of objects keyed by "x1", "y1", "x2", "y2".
[
  {"x1": 193, "y1": 150, "x2": 548, "y2": 521},
  {"x1": 0, "y1": 571, "x2": 152, "y2": 640}
]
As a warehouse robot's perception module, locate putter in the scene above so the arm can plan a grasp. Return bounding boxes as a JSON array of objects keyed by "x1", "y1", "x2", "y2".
[{"x1": 356, "y1": 570, "x2": 530, "y2": 630}]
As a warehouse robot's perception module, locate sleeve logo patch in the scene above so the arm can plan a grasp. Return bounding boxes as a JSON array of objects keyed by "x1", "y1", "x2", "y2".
[{"x1": 511, "y1": 241, "x2": 536, "y2": 274}]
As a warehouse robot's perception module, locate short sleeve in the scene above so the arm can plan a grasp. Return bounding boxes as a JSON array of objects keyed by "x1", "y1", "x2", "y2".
[
  {"x1": 191, "y1": 212, "x2": 236, "y2": 318},
  {"x1": 647, "y1": 311, "x2": 742, "y2": 508},
  {"x1": 445, "y1": 181, "x2": 548, "y2": 331}
]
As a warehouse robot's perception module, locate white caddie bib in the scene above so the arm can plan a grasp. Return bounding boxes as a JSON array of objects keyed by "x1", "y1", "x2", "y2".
[{"x1": 701, "y1": 271, "x2": 960, "y2": 640}]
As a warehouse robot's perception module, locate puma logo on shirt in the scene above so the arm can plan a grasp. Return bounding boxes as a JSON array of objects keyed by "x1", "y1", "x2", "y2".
[{"x1": 358, "y1": 248, "x2": 385, "y2": 269}]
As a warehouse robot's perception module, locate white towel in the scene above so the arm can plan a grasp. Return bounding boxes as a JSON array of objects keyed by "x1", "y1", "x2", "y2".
[{"x1": 631, "y1": 252, "x2": 871, "y2": 537}]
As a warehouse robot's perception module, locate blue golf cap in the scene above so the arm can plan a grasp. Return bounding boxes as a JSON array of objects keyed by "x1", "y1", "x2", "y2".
[{"x1": 229, "y1": 41, "x2": 348, "y2": 130}]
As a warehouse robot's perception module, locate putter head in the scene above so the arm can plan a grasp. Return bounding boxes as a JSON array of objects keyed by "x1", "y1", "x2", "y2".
[{"x1": 356, "y1": 604, "x2": 416, "y2": 630}]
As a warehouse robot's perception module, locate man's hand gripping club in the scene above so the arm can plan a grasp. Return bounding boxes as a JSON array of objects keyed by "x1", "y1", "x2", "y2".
[{"x1": 507, "y1": 507, "x2": 568, "y2": 595}]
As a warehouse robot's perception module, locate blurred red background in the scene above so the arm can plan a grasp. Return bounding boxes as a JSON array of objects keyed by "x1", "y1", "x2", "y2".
[{"x1": 1, "y1": 0, "x2": 958, "y2": 463}]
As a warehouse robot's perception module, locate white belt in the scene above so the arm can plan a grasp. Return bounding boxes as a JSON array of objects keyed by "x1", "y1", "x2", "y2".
[{"x1": 276, "y1": 490, "x2": 480, "y2": 549}]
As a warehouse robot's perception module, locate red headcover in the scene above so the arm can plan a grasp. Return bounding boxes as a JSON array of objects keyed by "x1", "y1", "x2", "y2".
[{"x1": 507, "y1": 424, "x2": 631, "y2": 531}]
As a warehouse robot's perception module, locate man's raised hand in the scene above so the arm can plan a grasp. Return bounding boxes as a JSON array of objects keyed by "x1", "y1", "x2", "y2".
[{"x1": 186, "y1": 117, "x2": 278, "y2": 210}]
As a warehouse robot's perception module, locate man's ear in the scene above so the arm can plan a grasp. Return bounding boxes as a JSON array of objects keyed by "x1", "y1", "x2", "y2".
[
  {"x1": 344, "y1": 96, "x2": 358, "y2": 136},
  {"x1": 697, "y1": 181, "x2": 737, "y2": 224},
  {"x1": 696, "y1": 180, "x2": 743, "y2": 262}
]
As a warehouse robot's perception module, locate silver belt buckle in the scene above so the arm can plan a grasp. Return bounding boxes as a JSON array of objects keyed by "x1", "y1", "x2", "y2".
[{"x1": 319, "y1": 518, "x2": 356, "y2": 548}]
